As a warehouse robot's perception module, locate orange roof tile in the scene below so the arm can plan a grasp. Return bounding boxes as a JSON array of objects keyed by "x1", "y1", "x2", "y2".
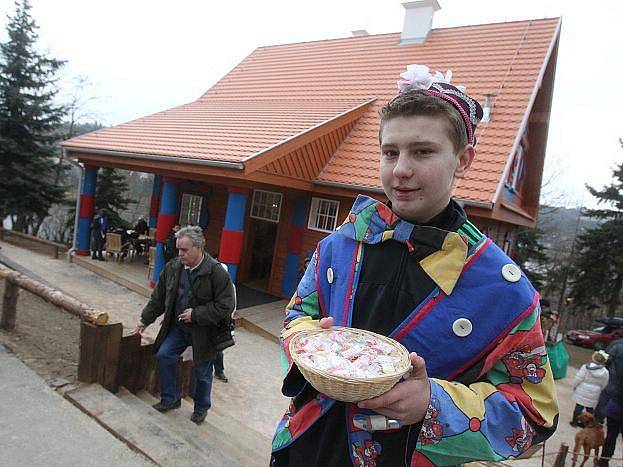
[
  {"x1": 64, "y1": 17, "x2": 560, "y2": 205},
  {"x1": 63, "y1": 99, "x2": 369, "y2": 164}
]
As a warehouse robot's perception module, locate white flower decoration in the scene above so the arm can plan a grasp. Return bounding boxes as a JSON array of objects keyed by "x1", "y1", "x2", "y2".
[{"x1": 397, "y1": 64, "x2": 454, "y2": 93}]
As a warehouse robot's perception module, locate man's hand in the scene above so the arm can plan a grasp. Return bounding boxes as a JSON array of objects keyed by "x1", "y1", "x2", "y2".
[
  {"x1": 133, "y1": 322, "x2": 146, "y2": 335},
  {"x1": 319, "y1": 316, "x2": 334, "y2": 329},
  {"x1": 357, "y1": 352, "x2": 430, "y2": 425},
  {"x1": 178, "y1": 308, "x2": 193, "y2": 323}
]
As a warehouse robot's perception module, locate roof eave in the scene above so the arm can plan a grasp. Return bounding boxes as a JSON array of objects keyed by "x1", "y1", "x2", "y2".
[
  {"x1": 492, "y1": 17, "x2": 562, "y2": 206},
  {"x1": 62, "y1": 147, "x2": 245, "y2": 170}
]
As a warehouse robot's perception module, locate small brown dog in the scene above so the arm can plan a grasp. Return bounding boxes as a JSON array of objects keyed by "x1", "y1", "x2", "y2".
[{"x1": 571, "y1": 412, "x2": 605, "y2": 467}]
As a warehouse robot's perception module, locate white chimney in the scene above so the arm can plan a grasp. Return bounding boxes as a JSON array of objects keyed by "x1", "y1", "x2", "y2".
[{"x1": 400, "y1": 0, "x2": 441, "y2": 45}]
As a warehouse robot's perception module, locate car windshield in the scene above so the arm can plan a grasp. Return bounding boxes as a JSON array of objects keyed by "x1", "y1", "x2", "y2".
[{"x1": 591, "y1": 326, "x2": 606, "y2": 332}]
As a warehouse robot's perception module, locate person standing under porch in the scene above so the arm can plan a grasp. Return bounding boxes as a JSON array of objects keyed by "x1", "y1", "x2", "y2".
[
  {"x1": 90, "y1": 208, "x2": 108, "y2": 261},
  {"x1": 134, "y1": 226, "x2": 235, "y2": 424}
]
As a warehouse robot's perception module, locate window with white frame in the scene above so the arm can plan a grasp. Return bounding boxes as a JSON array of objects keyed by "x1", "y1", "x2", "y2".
[
  {"x1": 308, "y1": 197, "x2": 340, "y2": 233},
  {"x1": 179, "y1": 193, "x2": 202, "y2": 226},
  {"x1": 250, "y1": 189, "x2": 283, "y2": 223}
]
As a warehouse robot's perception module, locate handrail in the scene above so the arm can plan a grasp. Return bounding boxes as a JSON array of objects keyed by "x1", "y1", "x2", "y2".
[{"x1": 0, "y1": 265, "x2": 108, "y2": 326}]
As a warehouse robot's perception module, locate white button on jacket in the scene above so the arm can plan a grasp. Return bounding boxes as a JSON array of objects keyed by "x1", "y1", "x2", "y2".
[{"x1": 452, "y1": 318, "x2": 473, "y2": 337}]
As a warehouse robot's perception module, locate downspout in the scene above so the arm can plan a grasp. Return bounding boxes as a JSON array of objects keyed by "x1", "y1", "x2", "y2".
[{"x1": 67, "y1": 152, "x2": 84, "y2": 262}]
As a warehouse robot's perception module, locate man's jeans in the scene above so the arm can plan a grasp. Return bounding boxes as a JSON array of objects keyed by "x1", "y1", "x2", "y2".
[
  {"x1": 156, "y1": 325, "x2": 214, "y2": 414},
  {"x1": 214, "y1": 351, "x2": 224, "y2": 375}
]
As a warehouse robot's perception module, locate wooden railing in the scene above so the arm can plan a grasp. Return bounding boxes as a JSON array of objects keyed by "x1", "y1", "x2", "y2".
[
  {"x1": 0, "y1": 264, "x2": 192, "y2": 395},
  {"x1": 0, "y1": 266, "x2": 108, "y2": 327},
  {"x1": 0, "y1": 227, "x2": 68, "y2": 259}
]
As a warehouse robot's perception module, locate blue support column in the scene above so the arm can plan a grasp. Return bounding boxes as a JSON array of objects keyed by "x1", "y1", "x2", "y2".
[
  {"x1": 218, "y1": 187, "x2": 251, "y2": 282},
  {"x1": 151, "y1": 178, "x2": 179, "y2": 287},
  {"x1": 76, "y1": 166, "x2": 98, "y2": 256}
]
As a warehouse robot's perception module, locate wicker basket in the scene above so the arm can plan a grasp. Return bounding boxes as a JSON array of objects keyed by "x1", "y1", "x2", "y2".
[{"x1": 289, "y1": 327, "x2": 412, "y2": 402}]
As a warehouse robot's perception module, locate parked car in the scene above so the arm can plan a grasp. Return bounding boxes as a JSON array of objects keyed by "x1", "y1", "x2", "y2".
[{"x1": 566, "y1": 318, "x2": 623, "y2": 350}]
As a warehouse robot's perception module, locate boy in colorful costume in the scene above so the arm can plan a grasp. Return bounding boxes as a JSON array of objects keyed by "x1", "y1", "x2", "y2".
[{"x1": 271, "y1": 65, "x2": 558, "y2": 466}]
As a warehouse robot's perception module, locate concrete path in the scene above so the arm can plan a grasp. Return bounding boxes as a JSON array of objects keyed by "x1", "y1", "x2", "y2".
[
  {"x1": 0, "y1": 345, "x2": 153, "y2": 467},
  {"x1": 0, "y1": 239, "x2": 290, "y2": 439}
]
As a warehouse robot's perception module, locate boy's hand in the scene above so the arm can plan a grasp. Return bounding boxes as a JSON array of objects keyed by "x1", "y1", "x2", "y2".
[
  {"x1": 357, "y1": 352, "x2": 430, "y2": 425},
  {"x1": 319, "y1": 316, "x2": 334, "y2": 329},
  {"x1": 133, "y1": 322, "x2": 146, "y2": 335}
]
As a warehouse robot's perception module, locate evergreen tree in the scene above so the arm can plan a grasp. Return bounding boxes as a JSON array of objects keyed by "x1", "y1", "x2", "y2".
[
  {"x1": 513, "y1": 228, "x2": 548, "y2": 290},
  {"x1": 95, "y1": 168, "x2": 134, "y2": 228},
  {"x1": 0, "y1": 0, "x2": 66, "y2": 233},
  {"x1": 569, "y1": 140, "x2": 623, "y2": 316}
]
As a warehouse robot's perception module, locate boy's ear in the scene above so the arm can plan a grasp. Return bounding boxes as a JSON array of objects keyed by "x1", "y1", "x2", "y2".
[{"x1": 455, "y1": 145, "x2": 475, "y2": 178}]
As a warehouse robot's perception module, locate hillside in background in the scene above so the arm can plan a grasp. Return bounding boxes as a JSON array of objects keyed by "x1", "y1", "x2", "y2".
[{"x1": 537, "y1": 205, "x2": 601, "y2": 259}]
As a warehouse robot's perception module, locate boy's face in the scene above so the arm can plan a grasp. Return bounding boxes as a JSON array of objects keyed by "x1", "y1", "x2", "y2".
[{"x1": 379, "y1": 115, "x2": 474, "y2": 223}]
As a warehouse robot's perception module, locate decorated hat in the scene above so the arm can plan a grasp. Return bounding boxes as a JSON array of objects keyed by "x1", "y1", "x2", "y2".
[{"x1": 396, "y1": 64, "x2": 484, "y2": 146}]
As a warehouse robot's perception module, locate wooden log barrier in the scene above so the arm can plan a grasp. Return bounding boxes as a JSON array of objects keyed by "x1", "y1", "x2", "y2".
[
  {"x1": 78, "y1": 321, "x2": 123, "y2": 392},
  {"x1": 0, "y1": 280, "x2": 19, "y2": 331},
  {"x1": 0, "y1": 227, "x2": 67, "y2": 259},
  {"x1": 552, "y1": 442, "x2": 568, "y2": 467},
  {"x1": 0, "y1": 266, "x2": 108, "y2": 325},
  {"x1": 116, "y1": 332, "x2": 193, "y2": 398}
]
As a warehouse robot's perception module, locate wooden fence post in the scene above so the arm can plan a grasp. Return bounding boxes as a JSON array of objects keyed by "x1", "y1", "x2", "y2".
[
  {"x1": 1, "y1": 280, "x2": 19, "y2": 331},
  {"x1": 78, "y1": 321, "x2": 123, "y2": 392},
  {"x1": 553, "y1": 442, "x2": 568, "y2": 467}
]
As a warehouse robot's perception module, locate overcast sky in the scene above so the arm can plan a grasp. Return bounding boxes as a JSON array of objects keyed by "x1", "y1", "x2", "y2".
[{"x1": 1, "y1": 0, "x2": 622, "y2": 208}]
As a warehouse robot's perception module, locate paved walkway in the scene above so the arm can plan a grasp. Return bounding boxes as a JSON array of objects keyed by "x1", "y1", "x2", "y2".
[
  {"x1": 0, "y1": 239, "x2": 290, "y2": 438},
  {"x1": 0, "y1": 344, "x2": 152, "y2": 466}
]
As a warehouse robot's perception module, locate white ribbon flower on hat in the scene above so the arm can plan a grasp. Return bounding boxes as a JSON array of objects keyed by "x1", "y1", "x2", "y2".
[{"x1": 397, "y1": 64, "x2": 456, "y2": 93}]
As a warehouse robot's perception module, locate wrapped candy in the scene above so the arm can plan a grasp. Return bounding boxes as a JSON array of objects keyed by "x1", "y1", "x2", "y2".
[{"x1": 293, "y1": 328, "x2": 404, "y2": 379}]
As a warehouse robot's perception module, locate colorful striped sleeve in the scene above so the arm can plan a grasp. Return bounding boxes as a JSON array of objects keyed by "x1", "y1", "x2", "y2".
[
  {"x1": 279, "y1": 248, "x2": 323, "y2": 396},
  {"x1": 413, "y1": 307, "x2": 559, "y2": 465}
]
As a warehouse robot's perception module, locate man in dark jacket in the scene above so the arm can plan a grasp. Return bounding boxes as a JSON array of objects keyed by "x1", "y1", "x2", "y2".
[
  {"x1": 134, "y1": 225, "x2": 235, "y2": 424},
  {"x1": 90, "y1": 209, "x2": 108, "y2": 260}
]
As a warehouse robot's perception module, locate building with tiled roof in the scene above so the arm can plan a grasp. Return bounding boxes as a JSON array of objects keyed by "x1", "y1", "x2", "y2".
[{"x1": 63, "y1": 1, "x2": 561, "y2": 298}]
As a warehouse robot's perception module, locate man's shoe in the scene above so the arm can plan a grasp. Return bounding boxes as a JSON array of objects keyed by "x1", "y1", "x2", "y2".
[
  {"x1": 215, "y1": 372, "x2": 228, "y2": 383},
  {"x1": 190, "y1": 411, "x2": 207, "y2": 424},
  {"x1": 152, "y1": 400, "x2": 181, "y2": 412}
]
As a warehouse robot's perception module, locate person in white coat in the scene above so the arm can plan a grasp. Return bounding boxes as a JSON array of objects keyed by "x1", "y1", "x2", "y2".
[{"x1": 571, "y1": 350, "x2": 610, "y2": 426}]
